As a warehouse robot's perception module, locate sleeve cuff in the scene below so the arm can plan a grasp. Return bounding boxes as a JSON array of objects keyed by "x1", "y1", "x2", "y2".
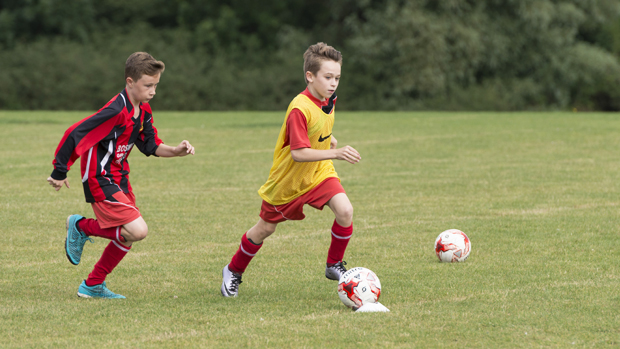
[{"x1": 50, "y1": 169, "x2": 67, "y2": 180}]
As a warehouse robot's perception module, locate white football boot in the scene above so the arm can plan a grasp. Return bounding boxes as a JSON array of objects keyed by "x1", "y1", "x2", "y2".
[
  {"x1": 325, "y1": 261, "x2": 348, "y2": 281},
  {"x1": 221, "y1": 264, "x2": 243, "y2": 297}
]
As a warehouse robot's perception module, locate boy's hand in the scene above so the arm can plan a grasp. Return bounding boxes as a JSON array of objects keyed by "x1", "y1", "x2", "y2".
[
  {"x1": 335, "y1": 146, "x2": 361, "y2": 164},
  {"x1": 174, "y1": 140, "x2": 195, "y2": 157},
  {"x1": 47, "y1": 177, "x2": 70, "y2": 191}
]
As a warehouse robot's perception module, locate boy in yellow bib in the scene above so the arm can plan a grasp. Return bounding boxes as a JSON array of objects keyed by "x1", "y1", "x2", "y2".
[{"x1": 221, "y1": 42, "x2": 362, "y2": 297}]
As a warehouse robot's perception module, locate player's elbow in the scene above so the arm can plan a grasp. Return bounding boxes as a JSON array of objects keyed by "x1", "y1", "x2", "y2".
[{"x1": 290, "y1": 149, "x2": 303, "y2": 162}]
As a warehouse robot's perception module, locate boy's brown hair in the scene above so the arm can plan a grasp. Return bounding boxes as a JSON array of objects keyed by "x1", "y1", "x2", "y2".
[
  {"x1": 303, "y1": 42, "x2": 342, "y2": 84},
  {"x1": 125, "y1": 52, "x2": 165, "y2": 82}
]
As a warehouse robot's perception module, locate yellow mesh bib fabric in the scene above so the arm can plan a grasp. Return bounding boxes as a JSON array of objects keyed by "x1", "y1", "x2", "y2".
[{"x1": 258, "y1": 94, "x2": 339, "y2": 205}]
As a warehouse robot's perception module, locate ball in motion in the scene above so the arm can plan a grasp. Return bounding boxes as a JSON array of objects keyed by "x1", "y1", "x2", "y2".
[
  {"x1": 337, "y1": 267, "x2": 382, "y2": 310},
  {"x1": 434, "y1": 229, "x2": 471, "y2": 262}
]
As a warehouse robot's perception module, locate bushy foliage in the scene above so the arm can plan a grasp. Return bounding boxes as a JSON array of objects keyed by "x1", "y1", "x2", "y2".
[
  {"x1": 0, "y1": 0, "x2": 619, "y2": 110},
  {"x1": 343, "y1": 0, "x2": 620, "y2": 110}
]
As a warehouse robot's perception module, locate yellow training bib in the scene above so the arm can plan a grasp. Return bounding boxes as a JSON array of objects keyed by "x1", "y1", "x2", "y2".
[{"x1": 258, "y1": 94, "x2": 339, "y2": 205}]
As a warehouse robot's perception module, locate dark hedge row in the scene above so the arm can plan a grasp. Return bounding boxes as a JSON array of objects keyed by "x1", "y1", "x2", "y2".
[{"x1": 1, "y1": 0, "x2": 620, "y2": 111}]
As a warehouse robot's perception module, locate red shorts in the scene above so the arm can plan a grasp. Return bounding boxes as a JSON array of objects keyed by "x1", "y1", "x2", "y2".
[
  {"x1": 260, "y1": 177, "x2": 346, "y2": 224},
  {"x1": 91, "y1": 191, "x2": 142, "y2": 229}
]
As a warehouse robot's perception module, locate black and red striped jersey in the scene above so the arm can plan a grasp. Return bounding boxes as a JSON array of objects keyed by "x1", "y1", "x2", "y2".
[{"x1": 50, "y1": 89, "x2": 163, "y2": 203}]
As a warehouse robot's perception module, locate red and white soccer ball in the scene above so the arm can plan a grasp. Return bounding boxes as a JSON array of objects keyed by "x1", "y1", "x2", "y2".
[
  {"x1": 434, "y1": 229, "x2": 471, "y2": 263},
  {"x1": 337, "y1": 267, "x2": 382, "y2": 310}
]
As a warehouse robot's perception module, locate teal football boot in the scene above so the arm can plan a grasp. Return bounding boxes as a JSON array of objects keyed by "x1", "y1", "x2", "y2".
[
  {"x1": 77, "y1": 280, "x2": 126, "y2": 299},
  {"x1": 65, "y1": 215, "x2": 93, "y2": 265}
]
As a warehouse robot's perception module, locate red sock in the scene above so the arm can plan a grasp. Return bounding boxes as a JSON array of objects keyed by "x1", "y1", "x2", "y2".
[
  {"x1": 327, "y1": 220, "x2": 353, "y2": 264},
  {"x1": 78, "y1": 218, "x2": 125, "y2": 243},
  {"x1": 229, "y1": 232, "x2": 262, "y2": 274},
  {"x1": 85, "y1": 241, "x2": 131, "y2": 286}
]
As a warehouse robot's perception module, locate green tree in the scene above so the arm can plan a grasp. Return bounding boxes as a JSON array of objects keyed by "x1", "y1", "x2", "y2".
[
  {"x1": 1, "y1": 0, "x2": 619, "y2": 110},
  {"x1": 343, "y1": 0, "x2": 620, "y2": 110}
]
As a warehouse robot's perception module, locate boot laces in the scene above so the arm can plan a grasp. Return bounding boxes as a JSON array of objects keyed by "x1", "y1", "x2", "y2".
[
  {"x1": 229, "y1": 272, "x2": 243, "y2": 292},
  {"x1": 333, "y1": 261, "x2": 347, "y2": 274}
]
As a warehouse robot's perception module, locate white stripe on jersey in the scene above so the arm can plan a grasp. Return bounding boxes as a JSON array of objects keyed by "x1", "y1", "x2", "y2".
[
  {"x1": 82, "y1": 147, "x2": 93, "y2": 183},
  {"x1": 100, "y1": 141, "x2": 113, "y2": 177}
]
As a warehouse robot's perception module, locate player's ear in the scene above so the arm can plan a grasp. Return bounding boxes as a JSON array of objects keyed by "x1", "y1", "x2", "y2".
[
  {"x1": 305, "y1": 71, "x2": 314, "y2": 83},
  {"x1": 126, "y1": 77, "x2": 134, "y2": 88}
]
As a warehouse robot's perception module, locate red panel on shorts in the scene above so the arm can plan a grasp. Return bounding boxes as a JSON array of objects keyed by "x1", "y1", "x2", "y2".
[
  {"x1": 91, "y1": 191, "x2": 141, "y2": 229},
  {"x1": 260, "y1": 177, "x2": 345, "y2": 224}
]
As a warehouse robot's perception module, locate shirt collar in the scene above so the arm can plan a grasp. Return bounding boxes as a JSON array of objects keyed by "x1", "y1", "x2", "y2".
[
  {"x1": 121, "y1": 89, "x2": 146, "y2": 112},
  {"x1": 120, "y1": 89, "x2": 134, "y2": 112},
  {"x1": 301, "y1": 88, "x2": 330, "y2": 108}
]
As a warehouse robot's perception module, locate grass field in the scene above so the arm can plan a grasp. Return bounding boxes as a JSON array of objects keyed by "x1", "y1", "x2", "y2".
[{"x1": 1, "y1": 110, "x2": 619, "y2": 347}]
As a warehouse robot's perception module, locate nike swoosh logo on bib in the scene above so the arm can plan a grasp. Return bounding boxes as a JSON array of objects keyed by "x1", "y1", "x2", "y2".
[{"x1": 318, "y1": 133, "x2": 332, "y2": 142}]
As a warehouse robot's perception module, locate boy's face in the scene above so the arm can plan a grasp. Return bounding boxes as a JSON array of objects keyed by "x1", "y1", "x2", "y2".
[
  {"x1": 306, "y1": 60, "x2": 341, "y2": 101},
  {"x1": 126, "y1": 72, "x2": 161, "y2": 104}
]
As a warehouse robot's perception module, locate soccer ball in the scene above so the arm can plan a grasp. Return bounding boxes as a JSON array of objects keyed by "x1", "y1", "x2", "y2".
[
  {"x1": 337, "y1": 267, "x2": 381, "y2": 310},
  {"x1": 434, "y1": 229, "x2": 471, "y2": 263}
]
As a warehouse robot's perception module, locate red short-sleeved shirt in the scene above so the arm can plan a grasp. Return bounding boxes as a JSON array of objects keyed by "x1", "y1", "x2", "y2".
[{"x1": 284, "y1": 88, "x2": 332, "y2": 150}]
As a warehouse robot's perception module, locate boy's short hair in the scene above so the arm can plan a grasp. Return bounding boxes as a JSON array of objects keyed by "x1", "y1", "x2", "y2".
[
  {"x1": 303, "y1": 42, "x2": 342, "y2": 84},
  {"x1": 125, "y1": 52, "x2": 165, "y2": 82}
]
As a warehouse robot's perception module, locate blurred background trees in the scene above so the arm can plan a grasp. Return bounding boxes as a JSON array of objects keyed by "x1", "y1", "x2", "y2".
[{"x1": 1, "y1": 0, "x2": 619, "y2": 111}]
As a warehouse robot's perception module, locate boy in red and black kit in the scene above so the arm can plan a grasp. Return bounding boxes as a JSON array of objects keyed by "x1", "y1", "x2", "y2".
[
  {"x1": 47, "y1": 52, "x2": 195, "y2": 299},
  {"x1": 221, "y1": 42, "x2": 361, "y2": 297}
]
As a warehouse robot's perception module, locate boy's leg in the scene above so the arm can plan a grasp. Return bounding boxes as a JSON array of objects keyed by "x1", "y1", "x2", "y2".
[
  {"x1": 326, "y1": 192, "x2": 354, "y2": 229},
  {"x1": 85, "y1": 217, "x2": 146, "y2": 283},
  {"x1": 78, "y1": 218, "x2": 126, "y2": 243},
  {"x1": 67, "y1": 211, "x2": 144, "y2": 266},
  {"x1": 65, "y1": 215, "x2": 94, "y2": 265},
  {"x1": 245, "y1": 218, "x2": 278, "y2": 245},
  {"x1": 66, "y1": 191, "x2": 144, "y2": 298},
  {"x1": 229, "y1": 218, "x2": 276, "y2": 273},
  {"x1": 80, "y1": 217, "x2": 147, "y2": 298},
  {"x1": 84, "y1": 240, "x2": 132, "y2": 286},
  {"x1": 83, "y1": 190, "x2": 143, "y2": 241},
  {"x1": 66, "y1": 212, "x2": 142, "y2": 263},
  {"x1": 80, "y1": 215, "x2": 147, "y2": 243},
  {"x1": 325, "y1": 193, "x2": 354, "y2": 280},
  {"x1": 222, "y1": 218, "x2": 277, "y2": 297},
  {"x1": 78, "y1": 241, "x2": 131, "y2": 299},
  {"x1": 116, "y1": 216, "x2": 149, "y2": 243}
]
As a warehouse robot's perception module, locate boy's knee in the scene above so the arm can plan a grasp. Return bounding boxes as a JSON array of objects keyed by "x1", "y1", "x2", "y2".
[
  {"x1": 136, "y1": 225, "x2": 149, "y2": 240},
  {"x1": 124, "y1": 224, "x2": 148, "y2": 242},
  {"x1": 262, "y1": 224, "x2": 276, "y2": 237},
  {"x1": 135, "y1": 228, "x2": 148, "y2": 241},
  {"x1": 340, "y1": 205, "x2": 354, "y2": 221},
  {"x1": 258, "y1": 222, "x2": 277, "y2": 240}
]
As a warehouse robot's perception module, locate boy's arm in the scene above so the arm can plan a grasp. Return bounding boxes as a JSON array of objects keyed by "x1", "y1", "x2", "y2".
[
  {"x1": 291, "y1": 145, "x2": 361, "y2": 164},
  {"x1": 134, "y1": 110, "x2": 194, "y2": 158},
  {"x1": 134, "y1": 110, "x2": 163, "y2": 157},
  {"x1": 286, "y1": 110, "x2": 360, "y2": 164},
  {"x1": 48, "y1": 106, "x2": 120, "y2": 191},
  {"x1": 154, "y1": 141, "x2": 195, "y2": 157}
]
